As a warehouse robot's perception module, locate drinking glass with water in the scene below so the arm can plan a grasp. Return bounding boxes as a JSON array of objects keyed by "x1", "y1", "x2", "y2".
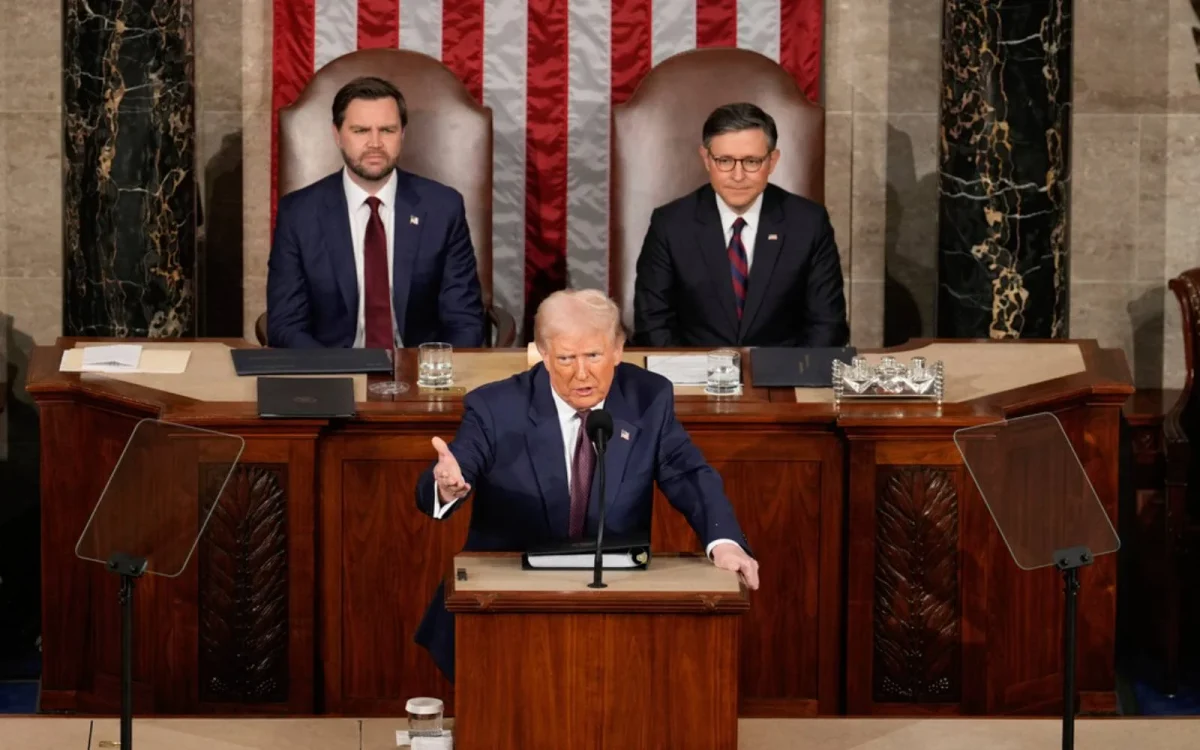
[
  {"x1": 704, "y1": 348, "x2": 741, "y2": 396},
  {"x1": 418, "y1": 342, "x2": 454, "y2": 388}
]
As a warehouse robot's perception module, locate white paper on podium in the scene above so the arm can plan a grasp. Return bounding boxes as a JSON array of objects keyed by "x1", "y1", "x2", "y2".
[
  {"x1": 60, "y1": 347, "x2": 192, "y2": 374},
  {"x1": 644, "y1": 354, "x2": 708, "y2": 385}
]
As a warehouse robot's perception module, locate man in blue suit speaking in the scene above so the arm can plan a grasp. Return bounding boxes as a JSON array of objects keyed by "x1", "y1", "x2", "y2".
[
  {"x1": 266, "y1": 76, "x2": 485, "y2": 348},
  {"x1": 413, "y1": 289, "x2": 759, "y2": 681}
]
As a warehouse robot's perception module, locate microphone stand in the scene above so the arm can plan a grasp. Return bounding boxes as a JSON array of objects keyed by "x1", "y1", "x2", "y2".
[{"x1": 588, "y1": 429, "x2": 610, "y2": 589}]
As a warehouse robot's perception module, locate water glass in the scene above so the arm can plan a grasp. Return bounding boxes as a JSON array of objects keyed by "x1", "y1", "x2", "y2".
[
  {"x1": 406, "y1": 696, "x2": 444, "y2": 738},
  {"x1": 705, "y1": 348, "x2": 741, "y2": 396},
  {"x1": 418, "y1": 342, "x2": 454, "y2": 388}
]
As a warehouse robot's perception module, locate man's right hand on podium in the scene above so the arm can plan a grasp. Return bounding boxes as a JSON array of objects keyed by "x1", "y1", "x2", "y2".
[{"x1": 432, "y1": 436, "x2": 471, "y2": 504}]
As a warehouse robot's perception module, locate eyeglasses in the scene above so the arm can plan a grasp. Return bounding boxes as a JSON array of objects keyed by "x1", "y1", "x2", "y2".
[{"x1": 707, "y1": 151, "x2": 771, "y2": 173}]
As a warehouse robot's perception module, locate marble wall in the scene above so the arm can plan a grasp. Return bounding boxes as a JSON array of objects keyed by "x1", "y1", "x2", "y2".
[
  {"x1": 1070, "y1": 0, "x2": 1198, "y2": 390},
  {"x1": 0, "y1": 0, "x2": 62, "y2": 502},
  {"x1": 63, "y1": 0, "x2": 198, "y2": 338}
]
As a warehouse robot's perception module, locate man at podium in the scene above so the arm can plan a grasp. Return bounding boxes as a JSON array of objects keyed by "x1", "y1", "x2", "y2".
[{"x1": 413, "y1": 289, "x2": 760, "y2": 680}]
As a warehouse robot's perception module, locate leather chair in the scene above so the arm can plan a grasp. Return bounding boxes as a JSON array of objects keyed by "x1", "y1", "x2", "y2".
[
  {"x1": 257, "y1": 48, "x2": 515, "y2": 347},
  {"x1": 609, "y1": 48, "x2": 826, "y2": 334},
  {"x1": 1162, "y1": 268, "x2": 1200, "y2": 692}
]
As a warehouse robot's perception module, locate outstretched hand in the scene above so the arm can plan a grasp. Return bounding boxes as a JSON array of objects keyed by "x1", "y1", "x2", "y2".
[
  {"x1": 712, "y1": 543, "x2": 759, "y2": 590},
  {"x1": 431, "y1": 436, "x2": 471, "y2": 503}
]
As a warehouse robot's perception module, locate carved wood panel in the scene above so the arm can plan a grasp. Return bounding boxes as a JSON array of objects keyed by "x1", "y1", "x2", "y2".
[
  {"x1": 873, "y1": 467, "x2": 961, "y2": 703},
  {"x1": 198, "y1": 464, "x2": 289, "y2": 703}
]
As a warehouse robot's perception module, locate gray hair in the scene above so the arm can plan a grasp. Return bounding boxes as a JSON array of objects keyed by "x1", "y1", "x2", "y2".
[
  {"x1": 534, "y1": 289, "x2": 624, "y2": 350},
  {"x1": 702, "y1": 102, "x2": 778, "y2": 152}
]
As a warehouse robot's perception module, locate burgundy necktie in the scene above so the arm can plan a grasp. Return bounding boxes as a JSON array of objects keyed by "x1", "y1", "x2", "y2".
[
  {"x1": 568, "y1": 409, "x2": 595, "y2": 539},
  {"x1": 363, "y1": 196, "x2": 393, "y2": 349},
  {"x1": 728, "y1": 216, "x2": 748, "y2": 319}
]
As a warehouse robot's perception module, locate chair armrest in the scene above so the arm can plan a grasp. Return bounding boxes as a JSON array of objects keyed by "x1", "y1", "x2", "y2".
[
  {"x1": 255, "y1": 312, "x2": 268, "y2": 347},
  {"x1": 488, "y1": 304, "x2": 517, "y2": 348}
]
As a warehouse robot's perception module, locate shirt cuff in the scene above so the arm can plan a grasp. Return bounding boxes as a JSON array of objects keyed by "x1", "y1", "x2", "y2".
[
  {"x1": 706, "y1": 539, "x2": 738, "y2": 558},
  {"x1": 432, "y1": 484, "x2": 461, "y2": 519}
]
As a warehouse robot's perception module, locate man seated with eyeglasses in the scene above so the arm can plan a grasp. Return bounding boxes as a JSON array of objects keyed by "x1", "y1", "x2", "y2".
[{"x1": 632, "y1": 102, "x2": 849, "y2": 348}]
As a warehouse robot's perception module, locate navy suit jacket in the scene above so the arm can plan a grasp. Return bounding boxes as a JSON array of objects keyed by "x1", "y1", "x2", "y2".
[
  {"x1": 266, "y1": 169, "x2": 485, "y2": 348},
  {"x1": 413, "y1": 362, "x2": 750, "y2": 680},
  {"x1": 633, "y1": 183, "x2": 849, "y2": 348}
]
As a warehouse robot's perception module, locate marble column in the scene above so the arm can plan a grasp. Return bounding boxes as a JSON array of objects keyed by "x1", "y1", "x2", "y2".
[
  {"x1": 63, "y1": 0, "x2": 197, "y2": 337},
  {"x1": 937, "y1": 0, "x2": 1072, "y2": 338}
]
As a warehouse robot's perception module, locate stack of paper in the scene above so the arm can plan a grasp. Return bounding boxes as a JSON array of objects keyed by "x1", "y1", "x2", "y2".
[{"x1": 644, "y1": 354, "x2": 709, "y2": 385}]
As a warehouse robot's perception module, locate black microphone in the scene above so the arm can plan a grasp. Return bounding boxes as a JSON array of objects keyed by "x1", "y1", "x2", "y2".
[{"x1": 585, "y1": 409, "x2": 614, "y2": 589}]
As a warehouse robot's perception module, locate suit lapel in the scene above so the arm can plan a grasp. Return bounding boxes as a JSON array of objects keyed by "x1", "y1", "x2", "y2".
[
  {"x1": 390, "y1": 171, "x2": 424, "y2": 341},
  {"x1": 739, "y1": 187, "x2": 786, "y2": 339},
  {"x1": 526, "y1": 366, "x2": 571, "y2": 535},
  {"x1": 694, "y1": 187, "x2": 740, "y2": 341},
  {"x1": 321, "y1": 177, "x2": 359, "y2": 316},
  {"x1": 587, "y1": 371, "x2": 639, "y2": 534}
]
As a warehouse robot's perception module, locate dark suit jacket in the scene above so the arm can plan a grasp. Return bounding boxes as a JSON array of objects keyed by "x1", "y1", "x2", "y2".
[
  {"x1": 632, "y1": 183, "x2": 849, "y2": 347},
  {"x1": 413, "y1": 362, "x2": 750, "y2": 681},
  {"x1": 266, "y1": 169, "x2": 485, "y2": 348}
]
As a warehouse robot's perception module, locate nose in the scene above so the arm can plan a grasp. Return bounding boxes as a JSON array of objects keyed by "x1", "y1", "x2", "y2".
[
  {"x1": 572, "y1": 358, "x2": 588, "y2": 380},
  {"x1": 367, "y1": 129, "x2": 383, "y2": 147}
]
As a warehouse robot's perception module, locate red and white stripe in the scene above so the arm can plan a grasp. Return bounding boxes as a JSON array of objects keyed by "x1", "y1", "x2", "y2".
[{"x1": 272, "y1": 0, "x2": 822, "y2": 337}]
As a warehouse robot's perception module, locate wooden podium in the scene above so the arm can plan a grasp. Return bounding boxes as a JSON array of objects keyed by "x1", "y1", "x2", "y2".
[{"x1": 444, "y1": 552, "x2": 750, "y2": 750}]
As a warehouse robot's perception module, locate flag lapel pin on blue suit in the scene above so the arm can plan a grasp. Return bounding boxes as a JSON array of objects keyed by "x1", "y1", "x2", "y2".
[
  {"x1": 410, "y1": 215, "x2": 419, "y2": 225},
  {"x1": 620, "y1": 429, "x2": 630, "y2": 440},
  {"x1": 768, "y1": 233, "x2": 778, "y2": 240}
]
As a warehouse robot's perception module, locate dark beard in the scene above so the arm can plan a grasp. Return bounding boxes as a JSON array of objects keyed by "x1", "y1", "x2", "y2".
[{"x1": 343, "y1": 152, "x2": 397, "y2": 182}]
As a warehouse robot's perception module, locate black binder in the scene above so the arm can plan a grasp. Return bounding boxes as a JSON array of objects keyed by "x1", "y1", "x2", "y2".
[
  {"x1": 256, "y1": 377, "x2": 356, "y2": 418},
  {"x1": 749, "y1": 347, "x2": 857, "y2": 387},
  {"x1": 522, "y1": 533, "x2": 652, "y2": 571},
  {"x1": 232, "y1": 347, "x2": 393, "y2": 376}
]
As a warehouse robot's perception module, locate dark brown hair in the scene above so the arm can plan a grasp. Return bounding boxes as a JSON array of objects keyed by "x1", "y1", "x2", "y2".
[
  {"x1": 702, "y1": 102, "x2": 777, "y2": 151},
  {"x1": 331, "y1": 76, "x2": 408, "y2": 129}
]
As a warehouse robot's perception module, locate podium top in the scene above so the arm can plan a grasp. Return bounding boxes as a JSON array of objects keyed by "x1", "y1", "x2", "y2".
[{"x1": 445, "y1": 553, "x2": 749, "y2": 614}]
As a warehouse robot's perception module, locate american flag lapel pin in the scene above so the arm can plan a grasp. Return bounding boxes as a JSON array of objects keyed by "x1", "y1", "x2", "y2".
[
  {"x1": 410, "y1": 215, "x2": 420, "y2": 225},
  {"x1": 768, "y1": 233, "x2": 778, "y2": 241},
  {"x1": 620, "y1": 429, "x2": 630, "y2": 441}
]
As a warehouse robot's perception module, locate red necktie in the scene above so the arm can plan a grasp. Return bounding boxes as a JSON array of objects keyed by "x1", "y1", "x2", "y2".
[
  {"x1": 568, "y1": 409, "x2": 595, "y2": 539},
  {"x1": 728, "y1": 217, "x2": 748, "y2": 319},
  {"x1": 363, "y1": 196, "x2": 393, "y2": 348}
]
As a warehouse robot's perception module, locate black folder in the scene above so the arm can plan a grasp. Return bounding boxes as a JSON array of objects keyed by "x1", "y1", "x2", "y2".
[
  {"x1": 232, "y1": 347, "x2": 393, "y2": 376},
  {"x1": 256, "y1": 377, "x2": 356, "y2": 419},
  {"x1": 522, "y1": 533, "x2": 652, "y2": 571},
  {"x1": 749, "y1": 347, "x2": 857, "y2": 387}
]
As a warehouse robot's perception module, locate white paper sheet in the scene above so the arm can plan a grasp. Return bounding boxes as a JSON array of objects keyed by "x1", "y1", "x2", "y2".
[
  {"x1": 644, "y1": 354, "x2": 709, "y2": 385},
  {"x1": 81, "y1": 344, "x2": 142, "y2": 370},
  {"x1": 60, "y1": 347, "x2": 192, "y2": 374}
]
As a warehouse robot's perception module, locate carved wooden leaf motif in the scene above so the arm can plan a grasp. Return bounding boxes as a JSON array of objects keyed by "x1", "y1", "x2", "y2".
[
  {"x1": 874, "y1": 467, "x2": 961, "y2": 703},
  {"x1": 199, "y1": 465, "x2": 289, "y2": 703}
]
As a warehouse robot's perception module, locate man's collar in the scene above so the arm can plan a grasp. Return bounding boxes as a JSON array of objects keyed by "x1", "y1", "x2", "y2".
[
  {"x1": 714, "y1": 189, "x2": 764, "y2": 231},
  {"x1": 341, "y1": 165, "x2": 398, "y2": 208}
]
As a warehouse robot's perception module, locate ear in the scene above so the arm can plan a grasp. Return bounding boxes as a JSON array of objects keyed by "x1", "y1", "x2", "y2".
[
  {"x1": 331, "y1": 122, "x2": 342, "y2": 148},
  {"x1": 765, "y1": 149, "x2": 781, "y2": 176},
  {"x1": 698, "y1": 145, "x2": 709, "y2": 168}
]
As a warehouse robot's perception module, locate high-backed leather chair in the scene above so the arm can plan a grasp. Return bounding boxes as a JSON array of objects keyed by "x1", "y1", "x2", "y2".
[
  {"x1": 257, "y1": 48, "x2": 515, "y2": 347},
  {"x1": 609, "y1": 48, "x2": 826, "y2": 334},
  {"x1": 1161, "y1": 268, "x2": 1200, "y2": 692}
]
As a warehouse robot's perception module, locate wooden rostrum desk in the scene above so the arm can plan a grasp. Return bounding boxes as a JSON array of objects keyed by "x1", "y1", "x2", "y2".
[{"x1": 25, "y1": 338, "x2": 1132, "y2": 717}]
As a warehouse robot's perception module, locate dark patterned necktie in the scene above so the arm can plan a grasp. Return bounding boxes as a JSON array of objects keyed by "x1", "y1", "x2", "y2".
[
  {"x1": 363, "y1": 196, "x2": 393, "y2": 348},
  {"x1": 728, "y1": 216, "x2": 748, "y2": 319},
  {"x1": 568, "y1": 409, "x2": 595, "y2": 539}
]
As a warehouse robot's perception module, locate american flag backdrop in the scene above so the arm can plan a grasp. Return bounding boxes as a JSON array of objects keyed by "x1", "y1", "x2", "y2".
[{"x1": 271, "y1": 0, "x2": 823, "y2": 335}]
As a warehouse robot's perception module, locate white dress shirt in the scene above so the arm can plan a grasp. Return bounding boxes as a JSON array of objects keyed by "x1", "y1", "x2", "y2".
[
  {"x1": 432, "y1": 387, "x2": 737, "y2": 557},
  {"x1": 715, "y1": 190, "x2": 764, "y2": 269},
  {"x1": 342, "y1": 167, "x2": 402, "y2": 348}
]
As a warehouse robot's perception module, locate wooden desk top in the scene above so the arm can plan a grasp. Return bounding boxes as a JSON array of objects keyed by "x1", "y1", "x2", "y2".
[{"x1": 25, "y1": 338, "x2": 1133, "y2": 429}]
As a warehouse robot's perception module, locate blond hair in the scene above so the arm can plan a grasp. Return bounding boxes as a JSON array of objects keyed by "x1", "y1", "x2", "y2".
[{"x1": 533, "y1": 289, "x2": 624, "y2": 351}]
